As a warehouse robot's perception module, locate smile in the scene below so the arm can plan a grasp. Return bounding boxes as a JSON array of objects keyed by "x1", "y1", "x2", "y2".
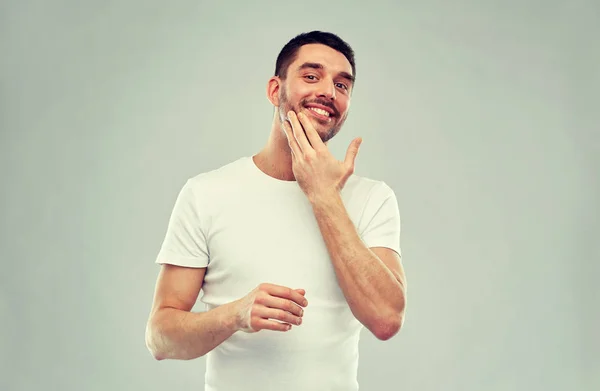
[
  {"x1": 305, "y1": 107, "x2": 334, "y2": 121},
  {"x1": 308, "y1": 107, "x2": 330, "y2": 117}
]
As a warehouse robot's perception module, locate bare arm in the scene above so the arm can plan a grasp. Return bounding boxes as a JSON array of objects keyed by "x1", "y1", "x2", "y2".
[
  {"x1": 279, "y1": 109, "x2": 406, "y2": 340},
  {"x1": 145, "y1": 264, "x2": 240, "y2": 360},
  {"x1": 145, "y1": 264, "x2": 308, "y2": 360},
  {"x1": 310, "y1": 191, "x2": 407, "y2": 341}
]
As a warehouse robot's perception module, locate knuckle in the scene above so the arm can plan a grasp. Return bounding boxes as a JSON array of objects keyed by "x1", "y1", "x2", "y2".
[
  {"x1": 278, "y1": 299, "x2": 287, "y2": 311},
  {"x1": 258, "y1": 291, "x2": 269, "y2": 303},
  {"x1": 250, "y1": 316, "x2": 258, "y2": 328}
]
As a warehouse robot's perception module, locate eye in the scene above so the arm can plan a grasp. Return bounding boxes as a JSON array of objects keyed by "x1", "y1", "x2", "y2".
[
  {"x1": 335, "y1": 82, "x2": 348, "y2": 90},
  {"x1": 304, "y1": 75, "x2": 318, "y2": 81}
]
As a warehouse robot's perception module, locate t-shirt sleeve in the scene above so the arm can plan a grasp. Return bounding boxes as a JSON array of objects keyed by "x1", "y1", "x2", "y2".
[
  {"x1": 359, "y1": 181, "x2": 402, "y2": 257},
  {"x1": 155, "y1": 179, "x2": 210, "y2": 268}
]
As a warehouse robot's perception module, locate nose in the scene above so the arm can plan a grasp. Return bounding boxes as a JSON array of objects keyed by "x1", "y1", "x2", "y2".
[{"x1": 317, "y1": 79, "x2": 336, "y2": 100}]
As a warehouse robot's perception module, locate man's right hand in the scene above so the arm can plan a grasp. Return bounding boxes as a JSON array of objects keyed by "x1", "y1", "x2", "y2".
[{"x1": 234, "y1": 283, "x2": 308, "y2": 333}]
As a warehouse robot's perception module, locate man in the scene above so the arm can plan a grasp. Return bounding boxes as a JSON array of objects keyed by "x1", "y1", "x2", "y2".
[{"x1": 145, "y1": 31, "x2": 407, "y2": 391}]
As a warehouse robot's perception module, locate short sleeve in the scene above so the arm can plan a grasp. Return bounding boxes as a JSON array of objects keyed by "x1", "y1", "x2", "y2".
[
  {"x1": 359, "y1": 182, "x2": 401, "y2": 257},
  {"x1": 155, "y1": 179, "x2": 210, "y2": 268}
]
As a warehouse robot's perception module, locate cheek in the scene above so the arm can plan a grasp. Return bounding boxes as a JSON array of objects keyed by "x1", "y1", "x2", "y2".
[
  {"x1": 290, "y1": 83, "x2": 314, "y2": 102},
  {"x1": 338, "y1": 99, "x2": 350, "y2": 115}
]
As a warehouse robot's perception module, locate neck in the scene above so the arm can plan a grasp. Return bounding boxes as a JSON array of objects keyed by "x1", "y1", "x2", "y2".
[
  {"x1": 253, "y1": 114, "x2": 296, "y2": 181},
  {"x1": 253, "y1": 111, "x2": 331, "y2": 181}
]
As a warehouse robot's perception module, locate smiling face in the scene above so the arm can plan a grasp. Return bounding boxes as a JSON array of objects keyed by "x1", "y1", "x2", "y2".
[{"x1": 272, "y1": 44, "x2": 355, "y2": 143}]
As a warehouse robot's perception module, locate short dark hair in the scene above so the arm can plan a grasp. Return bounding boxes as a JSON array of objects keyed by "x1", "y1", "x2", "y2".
[{"x1": 274, "y1": 31, "x2": 356, "y2": 81}]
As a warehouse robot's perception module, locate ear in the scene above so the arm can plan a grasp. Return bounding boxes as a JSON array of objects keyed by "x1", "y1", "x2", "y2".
[{"x1": 266, "y1": 76, "x2": 282, "y2": 107}]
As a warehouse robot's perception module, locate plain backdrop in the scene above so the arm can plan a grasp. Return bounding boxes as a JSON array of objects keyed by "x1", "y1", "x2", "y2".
[{"x1": 1, "y1": 1, "x2": 598, "y2": 390}]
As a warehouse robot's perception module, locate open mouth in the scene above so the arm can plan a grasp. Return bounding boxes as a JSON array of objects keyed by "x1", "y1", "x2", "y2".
[{"x1": 304, "y1": 106, "x2": 334, "y2": 122}]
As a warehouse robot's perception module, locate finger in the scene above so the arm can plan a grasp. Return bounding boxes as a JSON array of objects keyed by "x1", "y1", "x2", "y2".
[
  {"x1": 262, "y1": 296, "x2": 305, "y2": 317},
  {"x1": 264, "y1": 284, "x2": 309, "y2": 307},
  {"x1": 344, "y1": 137, "x2": 362, "y2": 169},
  {"x1": 258, "y1": 307, "x2": 303, "y2": 326},
  {"x1": 297, "y1": 112, "x2": 325, "y2": 151},
  {"x1": 252, "y1": 317, "x2": 293, "y2": 332},
  {"x1": 256, "y1": 294, "x2": 304, "y2": 317},
  {"x1": 288, "y1": 111, "x2": 313, "y2": 154},
  {"x1": 294, "y1": 289, "x2": 306, "y2": 296},
  {"x1": 282, "y1": 120, "x2": 301, "y2": 158}
]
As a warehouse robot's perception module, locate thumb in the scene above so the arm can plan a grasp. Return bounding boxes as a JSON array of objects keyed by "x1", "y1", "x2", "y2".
[{"x1": 344, "y1": 137, "x2": 362, "y2": 169}]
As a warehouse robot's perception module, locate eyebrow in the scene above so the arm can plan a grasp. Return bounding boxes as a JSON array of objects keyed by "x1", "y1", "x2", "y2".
[{"x1": 297, "y1": 62, "x2": 355, "y2": 84}]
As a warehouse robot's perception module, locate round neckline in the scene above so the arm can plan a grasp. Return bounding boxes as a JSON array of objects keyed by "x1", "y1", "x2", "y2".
[{"x1": 246, "y1": 155, "x2": 301, "y2": 188}]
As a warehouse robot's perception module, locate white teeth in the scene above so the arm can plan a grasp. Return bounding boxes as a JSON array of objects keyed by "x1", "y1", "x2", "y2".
[{"x1": 308, "y1": 107, "x2": 330, "y2": 117}]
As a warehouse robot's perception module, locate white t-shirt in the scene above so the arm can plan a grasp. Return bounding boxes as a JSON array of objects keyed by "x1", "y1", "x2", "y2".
[{"x1": 155, "y1": 156, "x2": 401, "y2": 391}]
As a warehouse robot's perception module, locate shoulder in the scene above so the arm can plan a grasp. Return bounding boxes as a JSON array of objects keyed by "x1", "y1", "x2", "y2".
[
  {"x1": 185, "y1": 156, "x2": 250, "y2": 193},
  {"x1": 343, "y1": 173, "x2": 396, "y2": 202}
]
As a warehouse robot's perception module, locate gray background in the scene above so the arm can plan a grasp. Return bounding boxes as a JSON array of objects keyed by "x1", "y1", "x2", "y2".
[{"x1": 1, "y1": 1, "x2": 598, "y2": 390}]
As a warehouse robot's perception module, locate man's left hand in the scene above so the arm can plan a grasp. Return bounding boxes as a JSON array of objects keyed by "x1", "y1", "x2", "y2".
[{"x1": 283, "y1": 110, "x2": 362, "y2": 203}]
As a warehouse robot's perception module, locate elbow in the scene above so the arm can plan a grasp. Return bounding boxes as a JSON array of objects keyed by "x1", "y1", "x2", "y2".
[
  {"x1": 145, "y1": 316, "x2": 199, "y2": 361},
  {"x1": 145, "y1": 320, "x2": 167, "y2": 361},
  {"x1": 374, "y1": 291, "x2": 407, "y2": 340},
  {"x1": 150, "y1": 352, "x2": 166, "y2": 361},
  {"x1": 372, "y1": 305, "x2": 406, "y2": 341},
  {"x1": 373, "y1": 315, "x2": 403, "y2": 341},
  {"x1": 149, "y1": 347, "x2": 166, "y2": 361}
]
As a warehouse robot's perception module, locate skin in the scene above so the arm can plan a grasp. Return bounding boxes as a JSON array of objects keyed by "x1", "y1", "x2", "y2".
[
  {"x1": 254, "y1": 43, "x2": 355, "y2": 181},
  {"x1": 282, "y1": 109, "x2": 406, "y2": 340},
  {"x1": 145, "y1": 43, "x2": 407, "y2": 361}
]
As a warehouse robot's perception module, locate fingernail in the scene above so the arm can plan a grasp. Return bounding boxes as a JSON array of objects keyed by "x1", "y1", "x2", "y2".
[
  {"x1": 297, "y1": 318, "x2": 302, "y2": 325},
  {"x1": 303, "y1": 300, "x2": 308, "y2": 307}
]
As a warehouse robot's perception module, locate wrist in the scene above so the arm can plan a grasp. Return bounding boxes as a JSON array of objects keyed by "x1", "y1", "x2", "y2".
[
  {"x1": 308, "y1": 189, "x2": 341, "y2": 207},
  {"x1": 225, "y1": 299, "x2": 243, "y2": 333}
]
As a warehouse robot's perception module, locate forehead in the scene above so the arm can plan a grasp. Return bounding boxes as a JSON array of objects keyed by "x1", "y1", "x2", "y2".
[{"x1": 291, "y1": 44, "x2": 353, "y2": 76}]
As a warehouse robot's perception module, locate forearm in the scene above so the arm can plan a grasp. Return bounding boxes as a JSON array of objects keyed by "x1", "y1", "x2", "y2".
[
  {"x1": 146, "y1": 300, "x2": 240, "y2": 360},
  {"x1": 310, "y1": 191, "x2": 405, "y2": 335}
]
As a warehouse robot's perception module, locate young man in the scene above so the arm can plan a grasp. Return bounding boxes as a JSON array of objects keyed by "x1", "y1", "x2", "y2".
[{"x1": 145, "y1": 31, "x2": 407, "y2": 391}]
